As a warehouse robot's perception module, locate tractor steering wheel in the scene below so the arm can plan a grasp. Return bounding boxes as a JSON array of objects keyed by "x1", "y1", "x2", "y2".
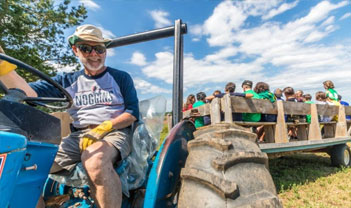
[{"x1": 0, "y1": 53, "x2": 73, "y2": 110}]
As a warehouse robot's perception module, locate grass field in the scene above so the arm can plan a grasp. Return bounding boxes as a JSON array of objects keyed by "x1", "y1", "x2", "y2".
[
  {"x1": 271, "y1": 153, "x2": 351, "y2": 208},
  {"x1": 160, "y1": 124, "x2": 351, "y2": 208}
]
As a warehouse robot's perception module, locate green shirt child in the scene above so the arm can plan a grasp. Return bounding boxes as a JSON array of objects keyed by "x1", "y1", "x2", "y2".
[
  {"x1": 326, "y1": 88, "x2": 339, "y2": 101},
  {"x1": 243, "y1": 89, "x2": 261, "y2": 122},
  {"x1": 258, "y1": 90, "x2": 276, "y2": 103},
  {"x1": 192, "y1": 100, "x2": 205, "y2": 128},
  {"x1": 304, "y1": 101, "x2": 314, "y2": 123}
]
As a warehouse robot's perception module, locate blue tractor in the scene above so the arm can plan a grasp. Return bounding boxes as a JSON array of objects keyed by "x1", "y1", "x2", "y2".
[{"x1": 0, "y1": 20, "x2": 280, "y2": 207}]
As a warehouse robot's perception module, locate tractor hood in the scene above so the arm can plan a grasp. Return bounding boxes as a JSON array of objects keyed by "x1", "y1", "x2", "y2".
[{"x1": 0, "y1": 100, "x2": 61, "y2": 145}]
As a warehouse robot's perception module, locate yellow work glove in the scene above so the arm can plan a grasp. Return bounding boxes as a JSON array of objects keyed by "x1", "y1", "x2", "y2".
[
  {"x1": 79, "y1": 120, "x2": 114, "y2": 151},
  {"x1": 0, "y1": 46, "x2": 17, "y2": 76},
  {"x1": 0, "y1": 61, "x2": 17, "y2": 76}
]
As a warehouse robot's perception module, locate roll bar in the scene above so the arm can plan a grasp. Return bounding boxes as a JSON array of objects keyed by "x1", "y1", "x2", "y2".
[{"x1": 107, "y1": 19, "x2": 187, "y2": 126}]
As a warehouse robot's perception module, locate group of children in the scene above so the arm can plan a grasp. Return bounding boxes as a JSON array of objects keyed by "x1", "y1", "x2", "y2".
[{"x1": 183, "y1": 80, "x2": 347, "y2": 142}]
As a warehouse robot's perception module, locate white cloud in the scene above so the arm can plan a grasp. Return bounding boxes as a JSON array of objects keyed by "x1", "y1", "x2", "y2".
[
  {"x1": 141, "y1": 52, "x2": 173, "y2": 83},
  {"x1": 304, "y1": 31, "x2": 328, "y2": 43},
  {"x1": 321, "y1": 16, "x2": 335, "y2": 26},
  {"x1": 79, "y1": 0, "x2": 100, "y2": 10},
  {"x1": 106, "y1": 48, "x2": 115, "y2": 57},
  {"x1": 204, "y1": 46, "x2": 237, "y2": 63},
  {"x1": 190, "y1": 24, "x2": 203, "y2": 36},
  {"x1": 340, "y1": 12, "x2": 351, "y2": 20},
  {"x1": 239, "y1": 0, "x2": 280, "y2": 16},
  {"x1": 134, "y1": 78, "x2": 171, "y2": 94},
  {"x1": 325, "y1": 24, "x2": 335, "y2": 33},
  {"x1": 141, "y1": 51, "x2": 263, "y2": 88},
  {"x1": 97, "y1": 27, "x2": 115, "y2": 39},
  {"x1": 203, "y1": 1, "x2": 247, "y2": 46},
  {"x1": 149, "y1": 10, "x2": 172, "y2": 28},
  {"x1": 296, "y1": 1, "x2": 347, "y2": 25},
  {"x1": 262, "y1": 1, "x2": 299, "y2": 20},
  {"x1": 46, "y1": 62, "x2": 78, "y2": 73},
  {"x1": 192, "y1": 37, "x2": 201, "y2": 42},
  {"x1": 138, "y1": 0, "x2": 351, "y2": 102},
  {"x1": 190, "y1": 24, "x2": 203, "y2": 42},
  {"x1": 130, "y1": 52, "x2": 147, "y2": 66}
]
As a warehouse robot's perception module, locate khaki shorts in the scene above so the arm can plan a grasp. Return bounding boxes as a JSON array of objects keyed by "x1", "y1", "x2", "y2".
[{"x1": 54, "y1": 127, "x2": 132, "y2": 172}]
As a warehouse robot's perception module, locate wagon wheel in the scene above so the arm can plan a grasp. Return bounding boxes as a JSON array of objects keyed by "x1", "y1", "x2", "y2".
[{"x1": 330, "y1": 144, "x2": 351, "y2": 167}]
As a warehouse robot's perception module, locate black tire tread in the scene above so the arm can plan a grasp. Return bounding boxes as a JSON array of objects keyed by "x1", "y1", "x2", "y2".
[
  {"x1": 188, "y1": 137, "x2": 233, "y2": 151},
  {"x1": 193, "y1": 123, "x2": 252, "y2": 138},
  {"x1": 178, "y1": 124, "x2": 282, "y2": 208},
  {"x1": 234, "y1": 191, "x2": 282, "y2": 208},
  {"x1": 212, "y1": 152, "x2": 269, "y2": 171},
  {"x1": 181, "y1": 167, "x2": 239, "y2": 199}
]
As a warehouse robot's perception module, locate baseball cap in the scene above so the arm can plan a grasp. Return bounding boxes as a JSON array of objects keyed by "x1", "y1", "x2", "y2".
[
  {"x1": 242, "y1": 80, "x2": 253, "y2": 87},
  {"x1": 68, "y1": 24, "x2": 111, "y2": 46}
]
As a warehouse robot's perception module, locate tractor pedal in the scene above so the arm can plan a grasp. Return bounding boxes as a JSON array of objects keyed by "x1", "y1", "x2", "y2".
[{"x1": 45, "y1": 194, "x2": 70, "y2": 207}]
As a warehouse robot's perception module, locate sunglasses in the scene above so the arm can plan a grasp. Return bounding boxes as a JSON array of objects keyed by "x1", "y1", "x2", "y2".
[{"x1": 77, "y1": 44, "x2": 106, "y2": 54}]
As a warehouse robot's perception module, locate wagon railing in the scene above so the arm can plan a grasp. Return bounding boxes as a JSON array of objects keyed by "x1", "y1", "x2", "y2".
[{"x1": 183, "y1": 94, "x2": 351, "y2": 152}]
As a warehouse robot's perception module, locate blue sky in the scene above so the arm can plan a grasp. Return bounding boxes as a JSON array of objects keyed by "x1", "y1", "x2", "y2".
[{"x1": 63, "y1": 0, "x2": 351, "y2": 110}]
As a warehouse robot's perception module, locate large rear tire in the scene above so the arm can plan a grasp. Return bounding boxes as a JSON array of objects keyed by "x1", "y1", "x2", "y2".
[{"x1": 178, "y1": 123, "x2": 282, "y2": 208}]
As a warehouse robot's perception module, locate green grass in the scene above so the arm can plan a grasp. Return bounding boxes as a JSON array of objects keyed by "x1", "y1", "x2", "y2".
[
  {"x1": 159, "y1": 124, "x2": 169, "y2": 144},
  {"x1": 271, "y1": 153, "x2": 351, "y2": 208},
  {"x1": 269, "y1": 153, "x2": 336, "y2": 193},
  {"x1": 157, "y1": 124, "x2": 169, "y2": 149}
]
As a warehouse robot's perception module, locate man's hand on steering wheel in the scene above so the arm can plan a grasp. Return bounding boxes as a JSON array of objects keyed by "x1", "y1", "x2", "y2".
[{"x1": 0, "y1": 50, "x2": 73, "y2": 110}]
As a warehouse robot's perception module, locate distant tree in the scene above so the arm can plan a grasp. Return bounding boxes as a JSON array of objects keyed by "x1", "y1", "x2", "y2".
[{"x1": 0, "y1": 0, "x2": 87, "y2": 82}]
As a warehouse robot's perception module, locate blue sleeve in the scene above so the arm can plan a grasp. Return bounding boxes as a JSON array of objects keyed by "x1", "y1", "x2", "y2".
[
  {"x1": 29, "y1": 74, "x2": 65, "y2": 98},
  {"x1": 110, "y1": 69, "x2": 139, "y2": 120},
  {"x1": 121, "y1": 73, "x2": 139, "y2": 120},
  {"x1": 215, "y1": 93, "x2": 225, "y2": 98},
  {"x1": 232, "y1": 92, "x2": 245, "y2": 97},
  {"x1": 216, "y1": 93, "x2": 245, "y2": 98}
]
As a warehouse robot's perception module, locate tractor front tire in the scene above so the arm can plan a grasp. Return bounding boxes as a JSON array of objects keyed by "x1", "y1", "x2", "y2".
[
  {"x1": 330, "y1": 144, "x2": 351, "y2": 167},
  {"x1": 177, "y1": 123, "x2": 282, "y2": 208}
]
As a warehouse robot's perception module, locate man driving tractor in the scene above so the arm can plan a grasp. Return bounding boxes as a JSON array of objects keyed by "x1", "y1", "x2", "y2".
[{"x1": 0, "y1": 24, "x2": 139, "y2": 208}]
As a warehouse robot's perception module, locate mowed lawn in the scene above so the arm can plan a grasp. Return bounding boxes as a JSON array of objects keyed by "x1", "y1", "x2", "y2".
[{"x1": 270, "y1": 152, "x2": 351, "y2": 208}]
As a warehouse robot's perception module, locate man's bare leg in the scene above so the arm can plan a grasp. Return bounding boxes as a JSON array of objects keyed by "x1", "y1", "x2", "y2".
[{"x1": 81, "y1": 141, "x2": 122, "y2": 208}]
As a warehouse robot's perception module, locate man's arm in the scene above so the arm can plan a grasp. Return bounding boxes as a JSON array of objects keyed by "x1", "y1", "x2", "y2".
[
  {"x1": 80, "y1": 112, "x2": 137, "y2": 152},
  {"x1": 245, "y1": 93, "x2": 254, "y2": 98},
  {"x1": 0, "y1": 46, "x2": 38, "y2": 97},
  {"x1": 106, "y1": 69, "x2": 140, "y2": 127},
  {"x1": 205, "y1": 95, "x2": 215, "y2": 102},
  {"x1": 110, "y1": 112, "x2": 137, "y2": 130},
  {"x1": 0, "y1": 71, "x2": 38, "y2": 97}
]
